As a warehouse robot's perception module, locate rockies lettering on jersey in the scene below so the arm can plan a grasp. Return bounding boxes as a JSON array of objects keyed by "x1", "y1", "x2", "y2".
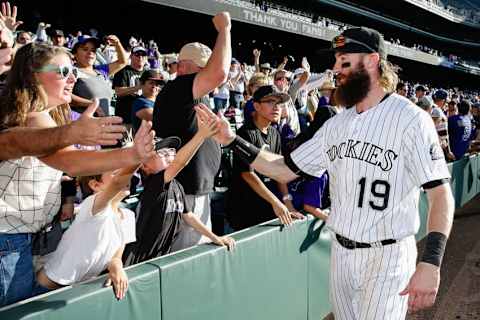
[
  {"x1": 325, "y1": 139, "x2": 398, "y2": 171},
  {"x1": 290, "y1": 93, "x2": 451, "y2": 243}
]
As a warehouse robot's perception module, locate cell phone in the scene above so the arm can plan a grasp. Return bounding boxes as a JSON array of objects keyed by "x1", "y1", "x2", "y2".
[{"x1": 0, "y1": 41, "x2": 8, "y2": 49}]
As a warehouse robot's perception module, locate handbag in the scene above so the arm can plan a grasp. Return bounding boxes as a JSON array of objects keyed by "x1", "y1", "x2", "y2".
[{"x1": 31, "y1": 214, "x2": 64, "y2": 256}]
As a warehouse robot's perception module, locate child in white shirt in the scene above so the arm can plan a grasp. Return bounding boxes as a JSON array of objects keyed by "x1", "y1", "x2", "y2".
[{"x1": 36, "y1": 165, "x2": 138, "y2": 300}]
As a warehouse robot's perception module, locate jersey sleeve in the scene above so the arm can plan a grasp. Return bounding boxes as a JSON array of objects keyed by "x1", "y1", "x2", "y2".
[
  {"x1": 403, "y1": 111, "x2": 451, "y2": 186},
  {"x1": 288, "y1": 125, "x2": 329, "y2": 178}
]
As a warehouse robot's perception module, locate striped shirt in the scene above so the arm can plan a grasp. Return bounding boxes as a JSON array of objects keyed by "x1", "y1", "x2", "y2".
[{"x1": 290, "y1": 93, "x2": 450, "y2": 242}]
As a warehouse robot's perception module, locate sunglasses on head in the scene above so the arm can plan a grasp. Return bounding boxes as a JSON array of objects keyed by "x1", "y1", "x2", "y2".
[{"x1": 34, "y1": 64, "x2": 78, "y2": 79}]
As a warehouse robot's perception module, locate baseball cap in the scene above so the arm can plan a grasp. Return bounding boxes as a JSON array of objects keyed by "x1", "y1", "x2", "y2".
[
  {"x1": 154, "y1": 136, "x2": 182, "y2": 151},
  {"x1": 415, "y1": 85, "x2": 426, "y2": 92},
  {"x1": 71, "y1": 35, "x2": 100, "y2": 53},
  {"x1": 253, "y1": 85, "x2": 290, "y2": 103},
  {"x1": 320, "y1": 80, "x2": 336, "y2": 91},
  {"x1": 178, "y1": 42, "x2": 212, "y2": 68},
  {"x1": 51, "y1": 29, "x2": 64, "y2": 37},
  {"x1": 330, "y1": 27, "x2": 387, "y2": 60},
  {"x1": 260, "y1": 63, "x2": 272, "y2": 70},
  {"x1": 132, "y1": 46, "x2": 147, "y2": 55},
  {"x1": 140, "y1": 70, "x2": 165, "y2": 83},
  {"x1": 165, "y1": 56, "x2": 178, "y2": 65},
  {"x1": 416, "y1": 96, "x2": 433, "y2": 110},
  {"x1": 433, "y1": 89, "x2": 448, "y2": 101},
  {"x1": 231, "y1": 58, "x2": 240, "y2": 65},
  {"x1": 293, "y1": 68, "x2": 306, "y2": 78}
]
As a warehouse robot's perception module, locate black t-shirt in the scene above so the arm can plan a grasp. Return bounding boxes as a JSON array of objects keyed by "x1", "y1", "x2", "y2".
[
  {"x1": 227, "y1": 121, "x2": 282, "y2": 230},
  {"x1": 152, "y1": 73, "x2": 221, "y2": 195},
  {"x1": 113, "y1": 66, "x2": 143, "y2": 124},
  {"x1": 122, "y1": 171, "x2": 193, "y2": 266}
]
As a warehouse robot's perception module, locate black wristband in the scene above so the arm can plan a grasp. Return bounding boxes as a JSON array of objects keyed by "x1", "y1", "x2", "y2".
[
  {"x1": 228, "y1": 136, "x2": 260, "y2": 165},
  {"x1": 420, "y1": 232, "x2": 447, "y2": 267}
]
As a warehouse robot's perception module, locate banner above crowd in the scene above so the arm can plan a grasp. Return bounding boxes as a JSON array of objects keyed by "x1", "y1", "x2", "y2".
[{"x1": 142, "y1": 0, "x2": 475, "y2": 72}]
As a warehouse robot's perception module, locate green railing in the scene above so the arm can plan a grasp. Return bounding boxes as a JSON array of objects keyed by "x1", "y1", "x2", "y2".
[{"x1": 1, "y1": 154, "x2": 479, "y2": 320}]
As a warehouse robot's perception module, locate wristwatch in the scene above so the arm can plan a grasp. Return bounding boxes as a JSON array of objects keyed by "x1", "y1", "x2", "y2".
[{"x1": 282, "y1": 194, "x2": 293, "y2": 201}]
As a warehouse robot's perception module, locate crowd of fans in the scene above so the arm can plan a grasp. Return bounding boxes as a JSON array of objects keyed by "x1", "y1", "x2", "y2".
[
  {"x1": 0, "y1": 0, "x2": 479, "y2": 309},
  {"x1": 421, "y1": 0, "x2": 480, "y2": 23},
  {"x1": 238, "y1": 0, "x2": 480, "y2": 69}
]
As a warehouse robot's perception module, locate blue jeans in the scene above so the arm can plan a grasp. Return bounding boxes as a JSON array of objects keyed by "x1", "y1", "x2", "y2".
[{"x1": 0, "y1": 233, "x2": 34, "y2": 307}]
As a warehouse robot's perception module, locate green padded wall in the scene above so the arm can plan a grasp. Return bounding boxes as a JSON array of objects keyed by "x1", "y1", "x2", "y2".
[
  {"x1": 305, "y1": 219, "x2": 332, "y2": 320},
  {"x1": 1, "y1": 156, "x2": 478, "y2": 320},
  {"x1": 460, "y1": 155, "x2": 477, "y2": 206},
  {"x1": 0, "y1": 264, "x2": 162, "y2": 320},
  {"x1": 150, "y1": 220, "x2": 310, "y2": 320}
]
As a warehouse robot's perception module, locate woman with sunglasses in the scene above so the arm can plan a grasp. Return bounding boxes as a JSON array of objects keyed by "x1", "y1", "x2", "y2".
[
  {"x1": 0, "y1": 43, "x2": 155, "y2": 306},
  {"x1": 71, "y1": 35, "x2": 128, "y2": 117}
]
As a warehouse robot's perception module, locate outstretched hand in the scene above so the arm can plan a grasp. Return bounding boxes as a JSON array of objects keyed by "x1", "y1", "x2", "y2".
[
  {"x1": 0, "y1": 2, "x2": 23, "y2": 32},
  {"x1": 194, "y1": 104, "x2": 235, "y2": 146},
  {"x1": 132, "y1": 120, "x2": 156, "y2": 162},
  {"x1": 195, "y1": 103, "x2": 219, "y2": 139},
  {"x1": 71, "y1": 99, "x2": 126, "y2": 146}
]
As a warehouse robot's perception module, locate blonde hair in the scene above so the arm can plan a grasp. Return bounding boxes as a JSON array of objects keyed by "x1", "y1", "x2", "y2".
[
  {"x1": 247, "y1": 72, "x2": 269, "y2": 96},
  {"x1": 0, "y1": 43, "x2": 72, "y2": 128},
  {"x1": 378, "y1": 60, "x2": 399, "y2": 93}
]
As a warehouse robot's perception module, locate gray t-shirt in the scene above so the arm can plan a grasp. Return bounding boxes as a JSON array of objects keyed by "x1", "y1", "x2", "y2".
[{"x1": 73, "y1": 65, "x2": 114, "y2": 116}]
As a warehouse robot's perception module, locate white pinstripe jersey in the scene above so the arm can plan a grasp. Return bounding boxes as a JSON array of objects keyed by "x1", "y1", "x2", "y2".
[{"x1": 290, "y1": 93, "x2": 450, "y2": 242}]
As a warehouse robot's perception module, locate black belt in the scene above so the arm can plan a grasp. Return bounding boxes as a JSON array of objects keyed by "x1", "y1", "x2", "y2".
[{"x1": 335, "y1": 233, "x2": 397, "y2": 249}]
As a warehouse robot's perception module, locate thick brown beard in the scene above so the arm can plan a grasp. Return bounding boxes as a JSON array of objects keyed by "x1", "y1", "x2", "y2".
[{"x1": 334, "y1": 62, "x2": 371, "y2": 108}]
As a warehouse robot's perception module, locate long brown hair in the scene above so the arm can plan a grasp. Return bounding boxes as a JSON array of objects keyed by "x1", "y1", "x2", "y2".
[{"x1": 0, "y1": 43, "x2": 72, "y2": 128}]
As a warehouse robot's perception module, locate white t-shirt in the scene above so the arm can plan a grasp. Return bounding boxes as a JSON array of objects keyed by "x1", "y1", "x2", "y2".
[{"x1": 44, "y1": 194, "x2": 136, "y2": 285}]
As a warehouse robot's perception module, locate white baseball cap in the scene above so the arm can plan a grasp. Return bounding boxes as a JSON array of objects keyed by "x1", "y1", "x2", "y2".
[{"x1": 178, "y1": 42, "x2": 212, "y2": 68}]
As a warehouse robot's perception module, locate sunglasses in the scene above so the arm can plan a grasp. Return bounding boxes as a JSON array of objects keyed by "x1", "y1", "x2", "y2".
[
  {"x1": 133, "y1": 52, "x2": 147, "y2": 57},
  {"x1": 34, "y1": 64, "x2": 78, "y2": 79},
  {"x1": 275, "y1": 76, "x2": 290, "y2": 81},
  {"x1": 332, "y1": 35, "x2": 376, "y2": 54}
]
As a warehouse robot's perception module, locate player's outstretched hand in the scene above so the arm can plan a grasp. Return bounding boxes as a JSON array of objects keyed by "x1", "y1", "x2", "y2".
[{"x1": 400, "y1": 262, "x2": 440, "y2": 313}]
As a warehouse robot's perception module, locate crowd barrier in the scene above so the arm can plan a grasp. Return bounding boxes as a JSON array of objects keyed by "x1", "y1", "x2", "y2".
[{"x1": 1, "y1": 154, "x2": 479, "y2": 320}]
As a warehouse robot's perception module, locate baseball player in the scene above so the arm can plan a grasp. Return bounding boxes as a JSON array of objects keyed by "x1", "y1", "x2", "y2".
[{"x1": 196, "y1": 26, "x2": 455, "y2": 319}]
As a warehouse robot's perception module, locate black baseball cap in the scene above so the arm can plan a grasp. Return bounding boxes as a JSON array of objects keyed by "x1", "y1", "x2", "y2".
[
  {"x1": 330, "y1": 27, "x2": 387, "y2": 60},
  {"x1": 154, "y1": 136, "x2": 181, "y2": 151},
  {"x1": 140, "y1": 70, "x2": 165, "y2": 83},
  {"x1": 51, "y1": 29, "x2": 64, "y2": 37},
  {"x1": 253, "y1": 85, "x2": 290, "y2": 103}
]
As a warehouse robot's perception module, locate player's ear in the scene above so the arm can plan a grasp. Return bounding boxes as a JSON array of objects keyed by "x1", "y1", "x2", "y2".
[{"x1": 364, "y1": 52, "x2": 380, "y2": 71}]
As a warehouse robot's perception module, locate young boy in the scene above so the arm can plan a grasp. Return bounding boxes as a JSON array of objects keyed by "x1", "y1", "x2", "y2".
[
  {"x1": 123, "y1": 110, "x2": 235, "y2": 265},
  {"x1": 36, "y1": 165, "x2": 138, "y2": 300}
]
